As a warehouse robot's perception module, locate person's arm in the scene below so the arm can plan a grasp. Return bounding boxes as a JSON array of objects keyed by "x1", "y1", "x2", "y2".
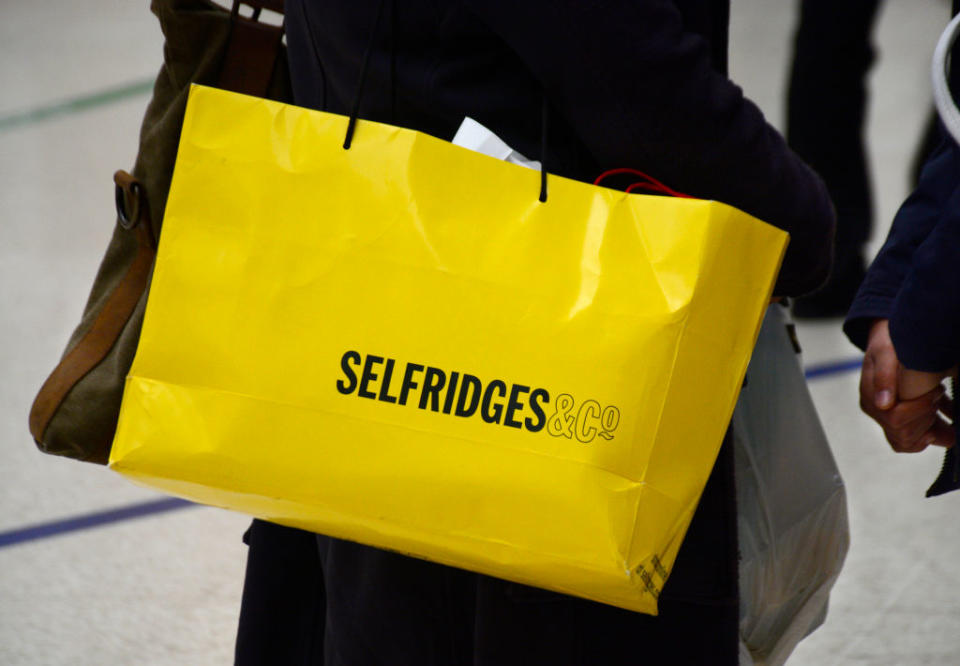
[
  {"x1": 876, "y1": 168, "x2": 960, "y2": 451},
  {"x1": 464, "y1": 0, "x2": 835, "y2": 297},
  {"x1": 844, "y1": 137, "x2": 960, "y2": 348},
  {"x1": 846, "y1": 139, "x2": 960, "y2": 452},
  {"x1": 887, "y1": 194, "x2": 960, "y2": 371}
]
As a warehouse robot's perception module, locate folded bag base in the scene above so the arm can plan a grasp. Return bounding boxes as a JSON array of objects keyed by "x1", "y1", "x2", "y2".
[{"x1": 110, "y1": 85, "x2": 788, "y2": 615}]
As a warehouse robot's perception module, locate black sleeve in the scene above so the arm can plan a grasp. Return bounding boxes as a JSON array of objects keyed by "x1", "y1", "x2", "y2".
[
  {"x1": 843, "y1": 137, "x2": 960, "y2": 352},
  {"x1": 888, "y1": 169, "x2": 960, "y2": 371},
  {"x1": 464, "y1": 0, "x2": 836, "y2": 296}
]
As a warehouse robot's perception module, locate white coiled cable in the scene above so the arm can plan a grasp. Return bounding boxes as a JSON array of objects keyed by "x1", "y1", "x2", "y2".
[{"x1": 932, "y1": 12, "x2": 960, "y2": 145}]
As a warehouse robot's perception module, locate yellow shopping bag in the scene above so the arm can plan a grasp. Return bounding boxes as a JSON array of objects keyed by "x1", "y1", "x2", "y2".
[{"x1": 110, "y1": 84, "x2": 787, "y2": 615}]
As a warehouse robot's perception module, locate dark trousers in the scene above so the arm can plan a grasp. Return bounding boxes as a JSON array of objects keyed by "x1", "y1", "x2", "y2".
[
  {"x1": 235, "y1": 435, "x2": 739, "y2": 666},
  {"x1": 787, "y1": 0, "x2": 882, "y2": 260}
]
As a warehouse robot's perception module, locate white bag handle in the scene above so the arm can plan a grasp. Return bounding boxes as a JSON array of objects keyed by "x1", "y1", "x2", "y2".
[{"x1": 932, "y1": 13, "x2": 960, "y2": 145}]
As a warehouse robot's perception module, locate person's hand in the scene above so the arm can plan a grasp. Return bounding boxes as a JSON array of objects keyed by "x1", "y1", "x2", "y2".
[{"x1": 859, "y1": 319, "x2": 952, "y2": 453}]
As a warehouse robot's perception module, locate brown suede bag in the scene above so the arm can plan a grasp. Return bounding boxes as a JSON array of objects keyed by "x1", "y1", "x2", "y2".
[{"x1": 29, "y1": 0, "x2": 290, "y2": 464}]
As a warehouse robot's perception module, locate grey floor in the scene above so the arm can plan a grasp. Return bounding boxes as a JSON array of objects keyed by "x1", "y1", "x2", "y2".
[{"x1": 1, "y1": 1, "x2": 958, "y2": 664}]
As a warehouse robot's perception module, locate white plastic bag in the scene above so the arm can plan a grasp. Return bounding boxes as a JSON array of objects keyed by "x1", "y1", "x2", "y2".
[{"x1": 734, "y1": 305, "x2": 850, "y2": 666}]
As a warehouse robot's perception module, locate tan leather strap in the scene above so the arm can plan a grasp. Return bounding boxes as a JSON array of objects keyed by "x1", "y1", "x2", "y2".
[
  {"x1": 30, "y1": 3, "x2": 287, "y2": 453},
  {"x1": 29, "y1": 172, "x2": 156, "y2": 444}
]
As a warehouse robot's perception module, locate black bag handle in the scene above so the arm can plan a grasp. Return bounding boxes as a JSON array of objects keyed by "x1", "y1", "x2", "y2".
[{"x1": 342, "y1": 0, "x2": 550, "y2": 202}]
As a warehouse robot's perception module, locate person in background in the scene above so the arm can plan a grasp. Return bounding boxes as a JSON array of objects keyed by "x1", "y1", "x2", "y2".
[
  {"x1": 787, "y1": 0, "x2": 881, "y2": 318},
  {"x1": 845, "y1": 2, "x2": 960, "y2": 496},
  {"x1": 787, "y1": 0, "x2": 947, "y2": 318},
  {"x1": 235, "y1": 1, "x2": 836, "y2": 664}
]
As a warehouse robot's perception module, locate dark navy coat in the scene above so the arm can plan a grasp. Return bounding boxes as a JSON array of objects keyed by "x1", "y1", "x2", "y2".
[
  {"x1": 845, "y1": 138, "x2": 960, "y2": 370},
  {"x1": 845, "y1": 1, "x2": 960, "y2": 371}
]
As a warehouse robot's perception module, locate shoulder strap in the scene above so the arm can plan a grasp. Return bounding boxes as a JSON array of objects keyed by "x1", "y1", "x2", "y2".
[{"x1": 29, "y1": 1, "x2": 288, "y2": 456}]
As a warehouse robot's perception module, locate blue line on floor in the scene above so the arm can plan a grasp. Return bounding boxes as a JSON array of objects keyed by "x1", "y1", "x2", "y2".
[
  {"x1": 804, "y1": 357, "x2": 863, "y2": 380},
  {"x1": 0, "y1": 78, "x2": 154, "y2": 133},
  {"x1": 0, "y1": 497, "x2": 196, "y2": 549},
  {"x1": 0, "y1": 355, "x2": 863, "y2": 550}
]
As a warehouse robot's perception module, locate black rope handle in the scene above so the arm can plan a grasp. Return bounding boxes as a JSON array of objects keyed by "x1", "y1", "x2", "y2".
[
  {"x1": 390, "y1": 0, "x2": 398, "y2": 126},
  {"x1": 344, "y1": 0, "x2": 388, "y2": 149},
  {"x1": 301, "y1": 3, "x2": 329, "y2": 112},
  {"x1": 343, "y1": 0, "x2": 550, "y2": 202},
  {"x1": 539, "y1": 94, "x2": 549, "y2": 203}
]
